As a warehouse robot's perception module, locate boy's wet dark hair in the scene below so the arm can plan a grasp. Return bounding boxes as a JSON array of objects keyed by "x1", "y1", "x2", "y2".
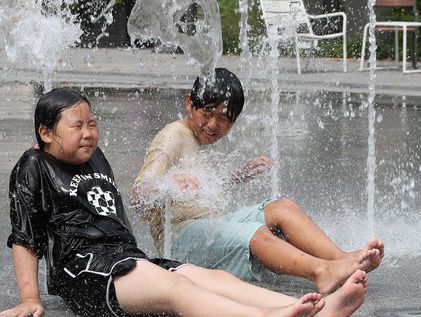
[
  {"x1": 34, "y1": 88, "x2": 91, "y2": 150},
  {"x1": 190, "y1": 68, "x2": 244, "y2": 122}
]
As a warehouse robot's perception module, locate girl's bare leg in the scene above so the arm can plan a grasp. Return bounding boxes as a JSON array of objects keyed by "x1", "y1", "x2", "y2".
[
  {"x1": 114, "y1": 261, "x2": 323, "y2": 317},
  {"x1": 176, "y1": 265, "x2": 367, "y2": 317},
  {"x1": 249, "y1": 198, "x2": 384, "y2": 293},
  {"x1": 318, "y1": 270, "x2": 368, "y2": 317},
  {"x1": 176, "y1": 265, "x2": 298, "y2": 307}
]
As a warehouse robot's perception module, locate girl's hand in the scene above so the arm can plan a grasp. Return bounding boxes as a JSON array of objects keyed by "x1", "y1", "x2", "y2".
[
  {"x1": 0, "y1": 299, "x2": 44, "y2": 317},
  {"x1": 172, "y1": 173, "x2": 202, "y2": 192}
]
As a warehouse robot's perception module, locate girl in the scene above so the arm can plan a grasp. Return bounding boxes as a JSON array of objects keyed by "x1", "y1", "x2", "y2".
[
  {"x1": 1, "y1": 88, "x2": 368, "y2": 317},
  {"x1": 131, "y1": 68, "x2": 384, "y2": 295}
]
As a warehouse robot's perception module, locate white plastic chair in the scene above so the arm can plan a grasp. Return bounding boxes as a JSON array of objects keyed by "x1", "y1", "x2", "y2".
[
  {"x1": 359, "y1": 0, "x2": 421, "y2": 74},
  {"x1": 260, "y1": 0, "x2": 347, "y2": 73}
]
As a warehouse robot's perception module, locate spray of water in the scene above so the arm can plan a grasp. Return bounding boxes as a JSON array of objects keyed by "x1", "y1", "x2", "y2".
[
  {"x1": 127, "y1": 1, "x2": 224, "y2": 255},
  {"x1": 162, "y1": 197, "x2": 173, "y2": 258},
  {"x1": 90, "y1": 0, "x2": 116, "y2": 46},
  {"x1": 131, "y1": 150, "x2": 231, "y2": 257},
  {"x1": 80, "y1": 0, "x2": 117, "y2": 67},
  {"x1": 127, "y1": 0, "x2": 223, "y2": 81},
  {"x1": 238, "y1": 0, "x2": 251, "y2": 71},
  {"x1": 0, "y1": 0, "x2": 82, "y2": 92},
  {"x1": 366, "y1": 0, "x2": 377, "y2": 235},
  {"x1": 266, "y1": 21, "x2": 282, "y2": 198}
]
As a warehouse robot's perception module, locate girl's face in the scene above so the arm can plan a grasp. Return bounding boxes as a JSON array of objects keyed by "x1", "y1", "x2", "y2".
[
  {"x1": 186, "y1": 96, "x2": 233, "y2": 145},
  {"x1": 42, "y1": 101, "x2": 99, "y2": 165}
]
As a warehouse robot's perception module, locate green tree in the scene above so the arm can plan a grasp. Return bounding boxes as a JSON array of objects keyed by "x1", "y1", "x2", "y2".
[{"x1": 217, "y1": 0, "x2": 265, "y2": 54}]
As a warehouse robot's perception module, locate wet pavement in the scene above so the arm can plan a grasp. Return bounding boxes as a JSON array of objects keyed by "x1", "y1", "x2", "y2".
[{"x1": 0, "y1": 48, "x2": 421, "y2": 316}]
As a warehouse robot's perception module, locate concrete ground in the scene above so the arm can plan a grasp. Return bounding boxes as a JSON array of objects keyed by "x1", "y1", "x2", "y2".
[
  {"x1": 1, "y1": 47, "x2": 421, "y2": 95},
  {"x1": 0, "y1": 48, "x2": 421, "y2": 317}
]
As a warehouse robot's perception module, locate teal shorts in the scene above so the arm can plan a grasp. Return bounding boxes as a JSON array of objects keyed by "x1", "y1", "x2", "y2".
[{"x1": 171, "y1": 199, "x2": 274, "y2": 281}]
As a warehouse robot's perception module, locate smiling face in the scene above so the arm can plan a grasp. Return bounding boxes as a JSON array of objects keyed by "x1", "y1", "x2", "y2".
[
  {"x1": 40, "y1": 101, "x2": 99, "y2": 165},
  {"x1": 184, "y1": 95, "x2": 233, "y2": 145}
]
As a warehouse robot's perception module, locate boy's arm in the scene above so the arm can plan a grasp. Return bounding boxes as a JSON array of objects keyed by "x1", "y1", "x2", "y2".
[
  {"x1": 131, "y1": 148, "x2": 172, "y2": 205},
  {"x1": 0, "y1": 245, "x2": 44, "y2": 317}
]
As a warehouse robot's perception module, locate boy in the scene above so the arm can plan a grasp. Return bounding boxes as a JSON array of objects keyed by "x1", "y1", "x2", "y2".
[{"x1": 131, "y1": 68, "x2": 384, "y2": 294}]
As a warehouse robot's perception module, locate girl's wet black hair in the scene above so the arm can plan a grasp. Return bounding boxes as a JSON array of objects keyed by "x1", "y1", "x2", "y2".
[
  {"x1": 34, "y1": 88, "x2": 91, "y2": 150},
  {"x1": 190, "y1": 68, "x2": 244, "y2": 122}
]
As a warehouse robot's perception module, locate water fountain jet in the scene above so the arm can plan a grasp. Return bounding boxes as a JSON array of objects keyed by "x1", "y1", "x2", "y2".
[
  {"x1": 0, "y1": 0, "x2": 81, "y2": 92},
  {"x1": 127, "y1": 0, "x2": 223, "y2": 82}
]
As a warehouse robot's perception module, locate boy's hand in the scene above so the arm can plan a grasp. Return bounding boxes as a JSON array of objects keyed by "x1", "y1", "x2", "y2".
[
  {"x1": 172, "y1": 173, "x2": 202, "y2": 192},
  {"x1": 237, "y1": 156, "x2": 272, "y2": 182},
  {"x1": 0, "y1": 299, "x2": 44, "y2": 317},
  {"x1": 228, "y1": 156, "x2": 272, "y2": 184}
]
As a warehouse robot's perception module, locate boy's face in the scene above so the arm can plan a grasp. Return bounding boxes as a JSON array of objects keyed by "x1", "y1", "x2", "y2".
[
  {"x1": 42, "y1": 102, "x2": 99, "y2": 165},
  {"x1": 186, "y1": 97, "x2": 234, "y2": 145}
]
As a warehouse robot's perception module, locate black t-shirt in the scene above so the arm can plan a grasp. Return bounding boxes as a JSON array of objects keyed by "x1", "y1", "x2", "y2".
[{"x1": 8, "y1": 148, "x2": 148, "y2": 294}]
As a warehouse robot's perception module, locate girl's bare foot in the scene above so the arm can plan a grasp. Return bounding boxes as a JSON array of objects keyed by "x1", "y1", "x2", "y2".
[
  {"x1": 318, "y1": 269, "x2": 368, "y2": 317},
  {"x1": 264, "y1": 293, "x2": 325, "y2": 317},
  {"x1": 314, "y1": 238, "x2": 384, "y2": 293}
]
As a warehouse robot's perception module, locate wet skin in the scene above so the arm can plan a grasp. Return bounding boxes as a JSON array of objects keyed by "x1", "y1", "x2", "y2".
[
  {"x1": 182, "y1": 97, "x2": 233, "y2": 145},
  {"x1": 39, "y1": 101, "x2": 99, "y2": 165}
]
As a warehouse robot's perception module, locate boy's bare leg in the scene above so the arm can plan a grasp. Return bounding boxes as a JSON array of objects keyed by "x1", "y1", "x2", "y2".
[
  {"x1": 114, "y1": 261, "x2": 323, "y2": 317},
  {"x1": 264, "y1": 198, "x2": 384, "y2": 264},
  {"x1": 264, "y1": 199, "x2": 345, "y2": 259},
  {"x1": 177, "y1": 265, "x2": 367, "y2": 317},
  {"x1": 249, "y1": 198, "x2": 383, "y2": 293}
]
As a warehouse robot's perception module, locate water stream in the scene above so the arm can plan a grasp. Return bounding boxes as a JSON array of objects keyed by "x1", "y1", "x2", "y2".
[
  {"x1": 266, "y1": 21, "x2": 282, "y2": 198},
  {"x1": 0, "y1": 0, "x2": 81, "y2": 92},
  {"x1": 127, "y1": 0, "x2": 222, "y2": 81},
  {"x1": 238, "y1": 0, "x2": 252, "y2": 72},
  {"x1": 366, "y1": 0, "x2": 378, "y2": 235}
]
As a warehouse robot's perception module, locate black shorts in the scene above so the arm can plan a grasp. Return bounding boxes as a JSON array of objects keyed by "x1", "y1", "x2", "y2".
[{"x1": 59, "y1": 258, "x2": 184, "y2": 317}]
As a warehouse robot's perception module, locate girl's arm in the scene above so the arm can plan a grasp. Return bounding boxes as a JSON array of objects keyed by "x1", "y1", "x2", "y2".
[{"x1": 0, "y1": 245, "x2": 44, "y2": 317}]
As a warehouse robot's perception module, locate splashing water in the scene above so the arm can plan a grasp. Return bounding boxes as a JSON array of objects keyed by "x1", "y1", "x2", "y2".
[
  {"x1": 266, "y1": 21, "x2": 282, "y2": 198},
  {"x1": 131, "y1": 149, "x2": 232, "y2": 257},
  {"x1": 127, "y1": 0, "x2": 223, "y2": 255},
  {"x1": 162, "y1": 197, "x2": 173, "y2": 258},
  {"x1": 366, "y1": 0, "x2": 377, "y2": 235},
  {"x1": 127, "y1": 0, "x2": 223, "y2": 81},
  {"x1": 0, "y1": 0, "x2": 81, "y2": 92},
  {"x1": 238, "y1": 0, "x2": 251, "y2": 72},
  {"x1": 81, "y1": 0, "x2": 116, "y2": 66},
  {"x1": 90, "y1": 0, "x2": 116, "y2": 46}
]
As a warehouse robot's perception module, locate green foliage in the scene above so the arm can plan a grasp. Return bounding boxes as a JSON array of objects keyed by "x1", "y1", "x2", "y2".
[
  {"x1": 317, "y1": 32, "x2": 421, "y2": 61},
  {"x1": 217, "y1": 0, "x2": 266, "y2": 54},
  {"x1": 246, "y1": 0, "x2": 267, "y2": 53},
  {"x1": 217, "y1": 0, "x2": 240, "y2": 54},
  {"x1": 217, "y1": 0, "x2": 421, "y2": 59},
  {"x1": 317, "y1": 0, "x2": 421, "y2": 60}
]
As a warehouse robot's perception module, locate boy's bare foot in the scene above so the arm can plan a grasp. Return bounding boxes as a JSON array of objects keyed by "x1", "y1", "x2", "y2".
[
  {"x1": 318, "y1": 269, "x2": 368, "y2": 317},
  {"x1": 264, "y1": 293, "x2": 325, "y2": 317},
  {"x1": 354, "y1": 238, "x2": 384, "y2": 272},
  {"x1": 314, "y1": 238, "x2": 384, "y2": 293}
]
